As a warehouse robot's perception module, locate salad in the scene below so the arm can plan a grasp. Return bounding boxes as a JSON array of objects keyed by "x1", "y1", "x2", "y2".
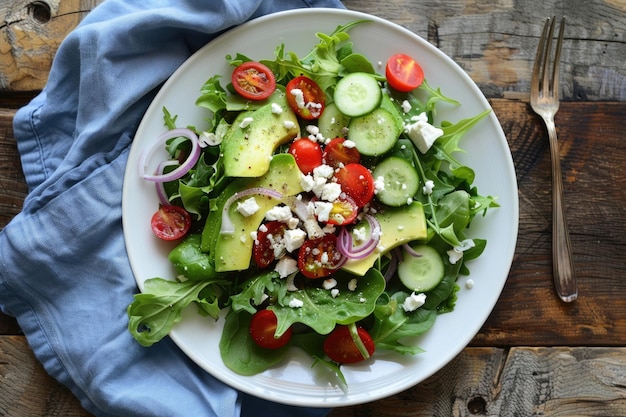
[{"x1": 127, "y1": 19, "x2": 498, "y2": 383}]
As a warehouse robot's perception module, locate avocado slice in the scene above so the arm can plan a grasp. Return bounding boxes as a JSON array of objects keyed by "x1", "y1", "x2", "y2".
[
  {"x1": 202, "y1": 153, "x2": 304, "y2": 272},
  {"x1": 222, "y1": 93, "x2": 300, "y2": 177},
  {"x1": 342, "y1": 202, "x2": 427, "y2": 276}
]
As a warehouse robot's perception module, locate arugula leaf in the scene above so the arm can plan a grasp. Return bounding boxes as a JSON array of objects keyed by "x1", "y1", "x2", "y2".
[
  {"x1": 127, "y1": 277, "x2": 227, "y2": 347},
  {"x1": 195, "y1": 75, "x2": 228, "y2": 131},
  {"x1": 271, "y1": 268, "x2": 386, "y2": 337}
]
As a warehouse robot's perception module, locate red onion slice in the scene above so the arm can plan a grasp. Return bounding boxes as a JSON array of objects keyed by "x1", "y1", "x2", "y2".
[
  {"x1": 337, "y1": 214, "x2": 381, "y2": 259},
  {"x1": 402, "y1": 243, "x2": 423, "y2": 258},
  {"x1": 139, "y1": 128, "x2": 201, "y2": 183}
]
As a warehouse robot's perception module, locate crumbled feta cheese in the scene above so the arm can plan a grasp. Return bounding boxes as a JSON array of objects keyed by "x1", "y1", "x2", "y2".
[
  {"x1": 258, "y1": 223, "x2": 268, "y2": 233},
  {"x1": 199, "y1": 131, "x2": 222, "y2": 147},
  {"x1": 343, "y1": 139, "x2": 357, "y2": 148},
  {"x1": 290, "y1": 88, "x2": 305, "y2": 109},
  {"x1": 465, "y1": 278, "x2": 475, "y2": 289},
  {"x1": 250, "y1": 231, "x2": 258, "y2": 243},
  {"x1": 423, "y1": 180, "x2": 435, "y2": 195},
  {"x1": 271, "y1": 102, "x2": 283, "y2": 114},
  {"x1": 313, "y1": 164, "x2": 335, "y2": 180},
  {"x1": 331, "y1": 288, "x2": 340, "y2": 298},
  {"x1": 283, "y1": 120, "x2": 296, "y2": 129},
  {"x1": 300, "y1": 174, "x2": 316, "y2": 192},
  {"x1": 323, "y1": 278, "x2": 337, "y2": 290},
  {"x1": 313, "y1": 201, "x2": 334, "y2": 222},
  {"x1": 306, "y1": 125, "x2": 320, "y2": 136},
  {"x1": 265, "y1": 205, "x2": 292, "y2": 222},
  {"x1": 287, "y1": 217, "x2": 300, "y2": 229},
  {"x1": 446, "y1": 239, "x2": 476, "y2": 264},
  {"x1": 401, "y1": 99, "x2": 412, "y2": 114},
  {"x1": 239, "y1": 116, "x2": 254, "y2": 129},
  {"x1": 374, "y1": 176, "x2": 386, "y2": 194},
  {"x1": 447, "y1": 248, "x2": 464, "y2": 264},
  {"x1": 348, "y1": 279, "x2": 358, "y2": 291},
  {"x1": 405, "y1": 113, "x2": 444, "y2": 153},
  {"x1": 275, "y1": 256, "x2": 298, "y2": 278},
  {"x1": 283, "y1": 228, "x2": 306, "y2": 252},
  {"x1": 321, "y1": 182, "x2": 342, "y2": 202},
  {"x1": 352, "y1": 227, "x2": 367, "y2": 242},
  {"x1": 289, "y1": 298, "x2": 304, "y2": 308},
  {"x1": 236, "y1": 197, "x2": 259, "y2": 217},
  {"x1": 285, "y1": 273, "x2": 298, "y2": 291},
  {"x1": 402, "y1": 292, "x2": 427, "y2": 312}
]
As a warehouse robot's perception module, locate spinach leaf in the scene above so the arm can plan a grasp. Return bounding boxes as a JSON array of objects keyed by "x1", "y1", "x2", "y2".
[
  {"x1": 220, "y1": 310, "x2": 288, "y2": 376},
  {"x1": 371, "y1": 291, "x2": 437, "y2": 354}
]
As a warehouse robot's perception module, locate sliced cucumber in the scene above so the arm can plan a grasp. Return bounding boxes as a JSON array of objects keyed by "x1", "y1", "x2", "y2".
[
  {"x1": 318, "y1": 102, "x2": 351, "y2": 139},
  {"x1": 372, "y1": 156, "x2": 420, "y2": 206},
  {"x1": 397, "y1": 244, "x2": 445, "y2": 292},
  {"x1": 347, "y1": 108, "x2": 399, "y2": 156},
  {"x1": 333, "y1": 72, "x2": 382, "y2": 117}
]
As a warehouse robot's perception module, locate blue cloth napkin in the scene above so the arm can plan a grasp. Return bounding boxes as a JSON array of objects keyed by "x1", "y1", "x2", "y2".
[{"x1": 0, "y1": 1, "x2": 345, "y2": 416}]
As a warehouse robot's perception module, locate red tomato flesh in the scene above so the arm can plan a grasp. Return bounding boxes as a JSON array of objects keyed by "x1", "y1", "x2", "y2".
[
  {"x1": 385, "y1": 53, "x2": 425, "y2": 93},
  {"x1": 250, "y1": 309, "x2": 292, "y2": 349},
  {"x1": 323, "y1": 137, "x2": 361, "y2": 168},
  {"x1": 253, "y1": 221, "x2": 287, "y2": 268},
  {"x1": 324, "y1": 325, "x2": 375, "y2": 364},
  {"x1": 288, "y1": 139, "x2": 323, "y2": 174},
  {"x1": 232, "y1": 61, "x2": 276, "y2": 100},
  {"x1": 297, "y1": 234, "x2": 344, "y2": 279},
  {"x1": 150, "y1": 205, "x2": 191, "y2": 241},
  {"x1": 286, "y1": 76, "x2": 325, "y2": 120},
  {"x1": 333, "y1": 163, "x2": 375, "y2": 208}
]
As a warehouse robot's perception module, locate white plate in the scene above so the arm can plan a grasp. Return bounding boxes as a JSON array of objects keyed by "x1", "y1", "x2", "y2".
[{"x1": 123, "y1": 8, "x2": 518, "y2": 408}]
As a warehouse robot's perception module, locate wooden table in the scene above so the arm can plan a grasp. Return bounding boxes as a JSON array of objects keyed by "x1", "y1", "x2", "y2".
[{"x1": 1, "y1": 0, "x2": 625, "y2": 415}]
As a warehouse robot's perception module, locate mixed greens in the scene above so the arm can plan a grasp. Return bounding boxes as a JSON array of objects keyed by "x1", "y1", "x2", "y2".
[{"x1": 127, "y1": 19, "x2": 498, "y2": 383}]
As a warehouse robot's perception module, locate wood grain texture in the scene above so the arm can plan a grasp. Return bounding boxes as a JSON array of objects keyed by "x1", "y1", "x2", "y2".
[
  {"x1": 343, "y1": 0, "x2": 626, "y2": 101},
  {"x1": 328, "y1": 347, "x2": 626, "y2": 417},
  {"x1": 0, "y1": 336, "x2": 93, "y2": 417},
  {"x1": 0, "y1": 0, "x2": 100, "y2": 91}
]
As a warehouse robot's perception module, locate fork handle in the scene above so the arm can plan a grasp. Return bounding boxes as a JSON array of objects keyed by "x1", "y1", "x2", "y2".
[{"x1": 545, "y1": 117, "x2": 578, "y2": 302}]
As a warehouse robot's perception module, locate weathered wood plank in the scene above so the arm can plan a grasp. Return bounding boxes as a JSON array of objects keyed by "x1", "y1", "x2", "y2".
[
  {"x1": 0, "y1": 336, "x2": 93, "y2": 417},
  {"x1": 473, "y1": 100, "x2": 626, "y2": 347},
  {"x1": 329, "y1": 347, "x2": 626, "y2": 416},
  {"x1": 0, "y1": 0, "x2": 101, "y2": 91},
  {"x1": 344, "y1": 0, "x2": 626, "y2": 101},
  {"x1": 1, "y1": 0, "x2": 624, "y2": 100}
]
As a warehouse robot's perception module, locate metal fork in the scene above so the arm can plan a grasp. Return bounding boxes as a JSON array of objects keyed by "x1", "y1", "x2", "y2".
[{"x1": 530, "y1": 17, "x2": 577, "y2": 302}]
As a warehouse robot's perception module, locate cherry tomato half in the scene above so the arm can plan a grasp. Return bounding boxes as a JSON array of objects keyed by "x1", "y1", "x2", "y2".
[
  {"x1": 385, "y1": 53, "x2": 425, "y2": 93},
  {"x1": 231, "y1": 61, "x2": 276, "y2": 100},
  {"x1": 333, "y1": 163, "x2": 375, "y2": 208},
  {"x1": 289, "y1": 139, "x2": 323, "y2": 174},
  {"x1": 323, "y1": 137, "x2": 361, "y2": 168},
  {"x1": 253, "y1": 221, "x2": 287, "y2": 268},
  {"x1": 326, "y1": 195, "x2": 359, "y2": 226},
  {"x1": 286, "y1": 76, "x2": 325, "y2": 120},
  {"x1": 250, "y1": 309, "x2": 292, "y2": 350},
  {"x1": 324, "y1": 325, "x2": 376, "y2": 364},
  {"x1": 150, "y1": 205, "x2": 191, "y2": 241},
  {"x1": 297, "y1": 234, "x2": 344, "y2": 279}
]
